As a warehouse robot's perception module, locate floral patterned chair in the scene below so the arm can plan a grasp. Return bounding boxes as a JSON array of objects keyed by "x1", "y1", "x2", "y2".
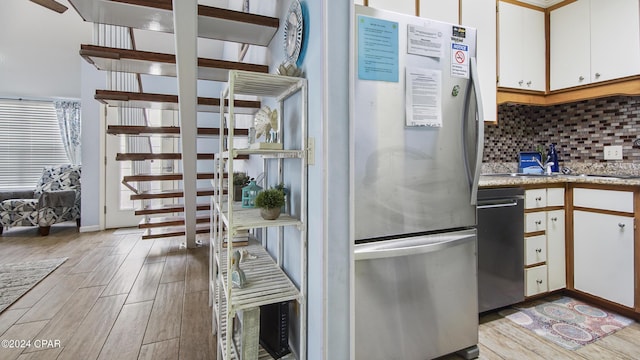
[{"x1": 0, "y1": 165, "x2": 81, "y2": 236}]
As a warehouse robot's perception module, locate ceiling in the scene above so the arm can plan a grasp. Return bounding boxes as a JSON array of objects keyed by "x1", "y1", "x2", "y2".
[{"x1": 516, "y1": 0, "x2": 565, "y2": 8}]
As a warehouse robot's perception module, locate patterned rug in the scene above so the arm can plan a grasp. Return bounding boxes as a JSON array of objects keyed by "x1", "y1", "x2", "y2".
[
  {"x1": 499, "y1": 295, "x2": 634, "y2": 350},
  {"x1": 0, "y1": 258, "x2": 67, "y2": 313}
]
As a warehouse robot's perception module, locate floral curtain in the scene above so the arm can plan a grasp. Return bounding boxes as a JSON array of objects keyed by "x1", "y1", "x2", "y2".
[{"x1": 54, "y1": 101, "x2": 81, "y2": 165}]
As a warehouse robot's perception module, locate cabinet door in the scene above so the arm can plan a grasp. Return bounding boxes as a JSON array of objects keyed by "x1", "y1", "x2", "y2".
[
  {"x1": 573, "y1": 210, "x2": 634, "y2": 308},
  {"x1": 547, "y1": 188, "x2": 564, "y2": 207},
  {"x1": 525, "y1": 234, "x2": 547, "y2": 266},
  {"x1": 525, "y1": 265, "x2": 548, "y2": 297},
  {"x1": 461, "y1": 0, "x2": 497, "y2": 122},
  {"x1": 520, "y1": 7, "x2": 545, "y2": 91},
  {"x1": 550, "y1": 0, "x2": 590, "y2": 90},
  {"x1": 590, "y1": 0, "x2": 640, "y2": 83},
  {"x1": 368, "y1": 0, "x2": 415, "y2": 15},
  {"x1": 525, "y1": 189, "x2": 547, "y2": 209},
  {"x1": 547, "y1": 209, "x2": 565, "y2": 291},
  {"x1": 498, "y1": 1, "x2": 523, "y2": 89},
  {"x1": 419, "y1": 0, "x2": 459, "y2": 24}
]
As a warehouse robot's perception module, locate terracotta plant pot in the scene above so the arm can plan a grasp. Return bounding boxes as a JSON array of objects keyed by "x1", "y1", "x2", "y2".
[{"x1": 260, "y1": 207, "x2": 281, "y2": 220}]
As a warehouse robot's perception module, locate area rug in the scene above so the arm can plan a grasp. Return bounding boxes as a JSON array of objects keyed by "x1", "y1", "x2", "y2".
[
  {"x1": 0, "y1": 257, "x2": 67, "y2": 313},
  {"x1": 499, "y1": 295, "x2": 634, "y2": 350}
]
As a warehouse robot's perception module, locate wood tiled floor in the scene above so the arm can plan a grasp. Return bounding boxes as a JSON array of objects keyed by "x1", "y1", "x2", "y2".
[
  {"x1": 0, "y1": 224, "x2": 215, "y2": 360},
  {"x1": 1, "y1": 224, "x2": 640, "y2": 359}
]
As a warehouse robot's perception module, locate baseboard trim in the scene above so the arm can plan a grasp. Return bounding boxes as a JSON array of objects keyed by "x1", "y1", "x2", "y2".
[{"x1": 80, "y1": 225, "x2": 101, "y2": 233}]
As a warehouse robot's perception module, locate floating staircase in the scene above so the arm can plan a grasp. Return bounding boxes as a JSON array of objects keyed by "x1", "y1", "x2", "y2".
[{"x1": 69, "y1": 0, "x2": 278, "y2": 240}]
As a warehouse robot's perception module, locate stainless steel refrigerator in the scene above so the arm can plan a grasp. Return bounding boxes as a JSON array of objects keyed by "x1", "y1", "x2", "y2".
[{"x1": 352, "y1": 5, "x2": 484, "y2": 360}]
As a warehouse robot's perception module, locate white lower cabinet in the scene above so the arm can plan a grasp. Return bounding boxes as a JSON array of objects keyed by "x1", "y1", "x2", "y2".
[
  {"x1": 573, "y1": 210, "x2": 634, "y2": 308},
  {"x1": 547, "y1": 210, "x2": 566, "y2": 291},
  {"x1": 524, "y1": 187, "x2": 565, "y2": 297},
  {"x1": 525, "y1": 265, "x2": 548, "y2": 297}
]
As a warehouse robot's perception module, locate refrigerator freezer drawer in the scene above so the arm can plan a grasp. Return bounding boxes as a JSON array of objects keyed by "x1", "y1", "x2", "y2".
[{"x1": 354, "y1": 229, "x2": 478, "y2": 360}]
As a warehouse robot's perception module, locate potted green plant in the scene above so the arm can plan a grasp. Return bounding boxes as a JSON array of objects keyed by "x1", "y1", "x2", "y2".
[
  {"x1": 254, "y1": 188, "x2": 285, "y2": 220},
  {"x1": 232, "y1": 172, "x2": 250, "y2": 201}
]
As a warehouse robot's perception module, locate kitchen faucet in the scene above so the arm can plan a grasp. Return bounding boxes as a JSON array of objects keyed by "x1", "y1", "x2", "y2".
[{"x1": 535, "y1": 158, "x2": 554, "y2": 175}]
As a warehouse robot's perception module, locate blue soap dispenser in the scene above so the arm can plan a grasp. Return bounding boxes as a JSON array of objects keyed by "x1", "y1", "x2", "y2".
[{"x1": 548, "y1": 144, "x2": 559, "y2": 173}]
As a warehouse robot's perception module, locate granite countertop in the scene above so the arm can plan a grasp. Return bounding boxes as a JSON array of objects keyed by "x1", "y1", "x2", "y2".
[{"x1": 480, "y1": 174, "x2": 640, "y2": 188}]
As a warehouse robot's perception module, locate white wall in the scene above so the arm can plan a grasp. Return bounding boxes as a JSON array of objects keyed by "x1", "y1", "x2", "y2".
[{"x1": 0, "y1": 0, "x2": 92, "y2": 99}]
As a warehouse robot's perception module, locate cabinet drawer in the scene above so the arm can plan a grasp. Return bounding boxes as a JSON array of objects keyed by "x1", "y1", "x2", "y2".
[
  {"x1": 525, "y1": 265, "x2": 548, "y2": 297},
  {"x1": 525, "y1": 189, "x2": 547, "y2": 209},
  {"x1": 573, "y1": 188, "x2": 633, "y2": 213},
  {"x1": 525, "y1": 235, "x2": 547, "y2": 266},
  {"x1": 525, "y1": 212, "x2": 546, "y2": 233},
  {"x1": 547, "y1": 188, "x2": 564, "y2": 207}
]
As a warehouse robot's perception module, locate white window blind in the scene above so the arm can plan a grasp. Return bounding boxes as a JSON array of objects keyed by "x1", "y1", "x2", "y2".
[{"x1": 0, "y1": 99, "x2": 69, "y2": 189}]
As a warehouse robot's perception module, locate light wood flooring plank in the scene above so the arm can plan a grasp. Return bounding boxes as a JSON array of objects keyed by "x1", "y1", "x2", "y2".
[
  {"x1": 6, "y1": 272, "x2": 65, "y2": 311},
  {"x1": 479, "y1": 326, "x2": 547, "y2": 360},
  {"x1": 144, "y1": 239, "x2": 171, "y2": 264},
  {"x1": 16, "y1": 348, "x2": 63, "y2": 360},
  {"x1": 589, "y1": 333, "x2": 640, "y2": 359},
  {"x1": 56, "y1": 294, "x2": 127, "y2": 360},
  {"x1": 138, "y1": 338, "x2": 180, "y2": 360},
  {"x1": 126, "y1": 237, "x2": 154, "y2": 259},
  {"x1": 185, "y1": 248, "x2": 208, "y2": 293},
  {"x1": 477, "y1": 343, "x2": 506, "y2": 360},
  {"x1": 489, "y1": 319, "x2": 585, "y2": 360},
  {"x1": 142, "y1": 281, "x2": 184, "y2": 344},
  {"x1": 97, "y1": 301, "x2": 153, "y2": 360},
  {"x1": 159, "y1": 251, "x2": 187, "y2": 284},
  {"x1": 68, "y1": 247, "x2": 111, "y2": 274},
  {"x1": 0, "y1": 320, "x2": 49, "y2": 360},
  {"x1": 0, "y1": 309, "x2": 28, "y2": 336},
  {"x1": 179, "y1": 290, "x2": 216, "y2": 360},
  {"x1": 100, "y1": 256, "x2": 146, "y2": 297},
  {"x1": 80, "y1": 254, "x2": 128, "y2": 288},
  {"x1": 21, "y1": 286, "x2": 104, "y2": 354},
  {"x1": 575, "y1": 342, "x2": 630, "y2": 359},
  {"x1": 16, "y1": 273, "x2": 88, "y2": 324},
  {"x1": 125, "y1": 262, "x2": 164, "y2": 304},
  {"x1": 106, "y1": 234, "x2": 139, "y2": 256}
]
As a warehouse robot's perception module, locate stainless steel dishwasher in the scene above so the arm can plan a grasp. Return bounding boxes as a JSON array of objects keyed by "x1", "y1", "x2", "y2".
[
  {"x1": 354, "y1": 229, "x2": 479, "y2": 360},
  {"x1": 477, "y1": 188, "x2": 525, "y2": 313}
]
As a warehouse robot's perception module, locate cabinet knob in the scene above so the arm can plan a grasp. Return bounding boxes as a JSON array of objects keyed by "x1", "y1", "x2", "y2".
[
  {"x1": 519, "y1": 80, "x2": 524, "y2": 86},
  {"x1": 526, "y1": 81, "x2": 532, "y2": 86},
  {"x1": 595, "y1": 72, "x2": 601, "y2": 78},
  {"x1": 535, "y1": 220, "x2": 542, "y2": 225},
  {"x1": 551, "y1": 217, "x2": 558, "y2": 222},
  {"x1": 535, "y1": 197, "x2": 542, "y2": 201},
  {"x1": 579, "y1": 76, "x2": 585, "y2": 81},
  {"x1": 536, "y1": 248, "x2": 542, "y2": 253},
  {"x1": 619, "y1": 223, "x2": 625, "y2": 228},
  {"x1": 536, "y1": 279, "x2": 543, "y2": 284}
]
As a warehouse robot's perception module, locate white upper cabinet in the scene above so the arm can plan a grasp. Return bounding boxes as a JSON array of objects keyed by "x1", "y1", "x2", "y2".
[
  {"x1": 419, "y1": 0, "x2": 459, "y2": 24},
  {"x1": 589, "y1": 0, "x2": 640, "y2": 84},
  {"x1": 461, "y1": 0, "x2": 498, "y2": 122},
  {"x1": 498, "y1": 2, "x2": 546, "y2": 91},
  {"x1": 550, "y1": 0, "x2": 640, "y2": 90},
  {"x1": 367, "y1": 0, "x2": 416, "y2": 16}
]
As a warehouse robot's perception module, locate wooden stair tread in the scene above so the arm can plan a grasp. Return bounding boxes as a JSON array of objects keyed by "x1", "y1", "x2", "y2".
[
  {"x1": 80, "y1": 44, "x2": 268, "y2": 81},
  {"x1": 138, "y1": 214, "x2": 210, "y2": 229},
  {"x1": 95, "y1": 90, "x2": 261, "y2": 114},
  {"x1": 68, "y1": 0, "x2": 278, "y2": 46},
  {"x1": 142, "y1": 223, "x2": 211, "y2": 240},
  {"x1": 134, "y1": 203, "x2": 211, "y2": 216},
  {"x1": 130, "y1": 187, "x2": 221, "y2": 200},
  {"x1": 107, "y1": 125, "x2": 250, "y2": 137},
  {"x1": 116, "y1": 152, "x2": 249, "y2": 161},
  {"x1": 124, "y1": 173, "x2": 226, "y2": 182}
]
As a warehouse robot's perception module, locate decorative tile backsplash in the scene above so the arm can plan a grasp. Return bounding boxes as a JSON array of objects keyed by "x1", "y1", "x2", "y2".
[{"x1": 484, "y1": 96, "x2": 640, "y2": 164}]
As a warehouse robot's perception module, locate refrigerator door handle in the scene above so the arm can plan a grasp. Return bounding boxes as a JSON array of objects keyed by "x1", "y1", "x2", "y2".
[
  {"x1": 469, "y1": 57, "x2": 484, "y2": 206},
  {"x1": 354, "y1": 232, "x2": 475, "y2": 261}
]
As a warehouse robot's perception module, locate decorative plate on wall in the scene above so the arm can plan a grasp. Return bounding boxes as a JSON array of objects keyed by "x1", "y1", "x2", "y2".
[{"x1": 283, "y1": 0, "x2": 304, "y2": 65}]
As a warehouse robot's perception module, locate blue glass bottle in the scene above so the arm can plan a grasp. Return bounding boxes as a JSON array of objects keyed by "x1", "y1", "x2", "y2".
[{"x1": 548, "y1": 144, "x2": 559, "y2": 173}]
